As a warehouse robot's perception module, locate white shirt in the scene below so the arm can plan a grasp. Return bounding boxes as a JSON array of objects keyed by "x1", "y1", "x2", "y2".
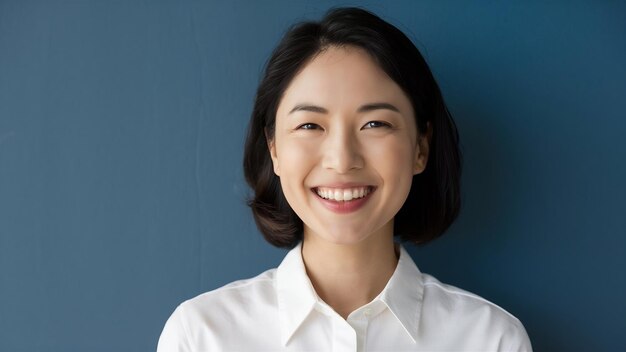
[{"x1": 157, "y1": 242, "x2": 532, "y2": 351}]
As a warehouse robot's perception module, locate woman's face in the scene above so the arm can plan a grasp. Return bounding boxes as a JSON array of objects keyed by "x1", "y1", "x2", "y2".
[{"x1": 269, "y1": 45, "x2": 429, "y2": 246}]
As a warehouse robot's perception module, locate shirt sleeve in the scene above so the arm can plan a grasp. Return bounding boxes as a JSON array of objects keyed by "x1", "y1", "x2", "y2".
[
  {"x1": 501, "y1": 317, "x2": 533, "y2": 352},
  {"x1": 156, "y1": 304, "x2": 192, "y2": 352}
]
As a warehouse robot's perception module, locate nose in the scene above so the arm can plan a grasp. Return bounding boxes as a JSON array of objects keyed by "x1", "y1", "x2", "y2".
[{"x1": 321, "y1": 127, "x2": 364, "y2": 174}]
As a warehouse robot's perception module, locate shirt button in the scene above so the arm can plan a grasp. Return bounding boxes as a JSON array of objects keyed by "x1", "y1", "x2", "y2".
[{"x1": 363, "y1": 308, "x2": 371, "y2": 317}]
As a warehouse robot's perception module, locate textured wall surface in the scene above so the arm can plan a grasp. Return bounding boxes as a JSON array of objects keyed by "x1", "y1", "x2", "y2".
[{"x1": 1, "y1": 1, "x2": 624, "y2": 351}]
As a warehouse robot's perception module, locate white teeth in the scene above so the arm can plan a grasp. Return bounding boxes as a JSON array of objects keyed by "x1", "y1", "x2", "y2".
[{"x1": 315, "y1": 187, "x2": 372, "y2": 201}]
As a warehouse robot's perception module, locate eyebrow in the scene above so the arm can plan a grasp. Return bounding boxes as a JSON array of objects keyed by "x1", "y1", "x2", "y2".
[{"x1": 288, "y1": 102, "x2": 400, "y2": 115}]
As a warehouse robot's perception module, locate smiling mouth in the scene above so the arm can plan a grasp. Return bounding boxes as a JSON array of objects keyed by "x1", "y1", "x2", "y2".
[{"x1": 311, "y1": 186, "x2": 376, "y2": 202}]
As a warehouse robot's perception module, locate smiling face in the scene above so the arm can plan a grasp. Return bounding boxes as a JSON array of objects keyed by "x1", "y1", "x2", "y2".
[{"x1": 268, "y1": 45, "x2": 430, "y2": 246}]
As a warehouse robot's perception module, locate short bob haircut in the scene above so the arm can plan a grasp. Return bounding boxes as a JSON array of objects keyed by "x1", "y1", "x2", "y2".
[{"x1": 243, "y1": 6, "x2": 461, "y2": 249}]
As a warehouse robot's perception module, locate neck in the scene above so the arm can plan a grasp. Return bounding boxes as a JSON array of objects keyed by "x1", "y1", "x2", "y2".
[{"x1": 301, "y1": 222, "x2": 399, "y2": 320}]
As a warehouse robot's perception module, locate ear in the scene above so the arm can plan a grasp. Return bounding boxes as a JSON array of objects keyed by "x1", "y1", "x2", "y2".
[
  {"x1": 265, "y1": 128, "x2": 280, "y2": 176},
  {"x1": 413, "y1": 121, "x2": 432, "y2": 175}
]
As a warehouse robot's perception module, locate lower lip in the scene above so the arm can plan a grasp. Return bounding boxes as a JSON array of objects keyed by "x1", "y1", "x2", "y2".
[{"x1": 312, "y1": 187, "x2": 375, "y2": 214}]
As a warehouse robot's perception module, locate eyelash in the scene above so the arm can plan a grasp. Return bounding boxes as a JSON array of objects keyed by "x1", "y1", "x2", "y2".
[
  {"x1": 364, "y1": 121, "x2": 391, "y2": 129},
  {"x1": 297, "y1": 121, "x2": 391, "y2": 130}
]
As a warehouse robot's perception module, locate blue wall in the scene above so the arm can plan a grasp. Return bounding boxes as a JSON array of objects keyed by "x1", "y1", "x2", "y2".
[{"x1": 1, "y1": 1, "x2": 624, "y2": 351}]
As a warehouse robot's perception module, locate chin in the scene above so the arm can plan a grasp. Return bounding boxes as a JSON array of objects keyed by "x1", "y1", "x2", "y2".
[{"x1": 315, "y1": 226, "x2": 374, "y2": 246}]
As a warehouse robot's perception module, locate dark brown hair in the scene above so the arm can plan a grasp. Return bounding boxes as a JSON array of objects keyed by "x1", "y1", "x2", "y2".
[{"x1": 243, "y1": 6, "x2": 462, "y2": 248}]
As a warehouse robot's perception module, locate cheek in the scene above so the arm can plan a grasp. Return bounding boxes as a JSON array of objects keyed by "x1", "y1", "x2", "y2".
[
  {"x1": 369, "y1": 138, "x2": 415, "y2": 211},
  {"x1": 367, "y1": 136, "x2": 416, "y2": 181},
  {"x1": 275, "y1": 139, "x2": 319, "y2": 223},
  {"x1": 275, "y1": 139, "x2": 317, "y2": 193}
]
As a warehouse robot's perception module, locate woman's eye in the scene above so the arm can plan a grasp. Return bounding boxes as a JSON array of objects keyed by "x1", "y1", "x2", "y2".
[
  {"x1": 297, "y1": 123, "x2": 321, "y2": 130},
  {"x1": 363, "y1": 121, "x2": 391, "y2": 129}
]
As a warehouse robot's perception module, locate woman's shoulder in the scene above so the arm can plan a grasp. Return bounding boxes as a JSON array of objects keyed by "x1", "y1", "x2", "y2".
[
  {"x1": 157, "y1": 269, "x2": 281, "y2": 351},
  {"x1": 164, "y1": 268, "x2": 279, "y2": 333},
  {"x1": 419, "y1": 272, "x2": 531, "y2": 350},
  {"x1": 421, "y1": 272, "x2": 520, "y2": 319},
  {"x1": 182, "y1": 268, "x2": 278, "y2": 312}
]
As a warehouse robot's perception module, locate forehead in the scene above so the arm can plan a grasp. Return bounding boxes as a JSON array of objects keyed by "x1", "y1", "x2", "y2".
[
  {"x1": 277, "y1": 45, "x2": 412, "y2": 116},
  {"x1": 299, "y1": 45, "x2": 385, "y2": 81}
]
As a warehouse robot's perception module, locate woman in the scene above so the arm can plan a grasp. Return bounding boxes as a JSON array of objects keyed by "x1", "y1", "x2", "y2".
[{"x1": 158, "y1": 6, "x2": 532, "y2": 351}]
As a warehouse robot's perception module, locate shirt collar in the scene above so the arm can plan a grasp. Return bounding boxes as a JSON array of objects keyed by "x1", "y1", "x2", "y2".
[
  {"x1": 379, "y1": 243, "x2": 424, "y2": 343},
  {"x1": 275, "y1": 241, "x2": 424, "y2": 346},
  {"x1": 276, "y1": 241, "x2": 318, "y2": 346}
]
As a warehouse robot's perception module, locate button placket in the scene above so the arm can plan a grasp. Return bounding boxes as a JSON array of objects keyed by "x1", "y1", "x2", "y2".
[
  {"x1": 332, "y1": 317, "x2": 358, "y2": 352},
  {"x1": 363, "y1": 308, "x2": 372, "y2": 318},
  {"x1": 346, "y1": 312, "x2": 370, "y2": 352}
]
